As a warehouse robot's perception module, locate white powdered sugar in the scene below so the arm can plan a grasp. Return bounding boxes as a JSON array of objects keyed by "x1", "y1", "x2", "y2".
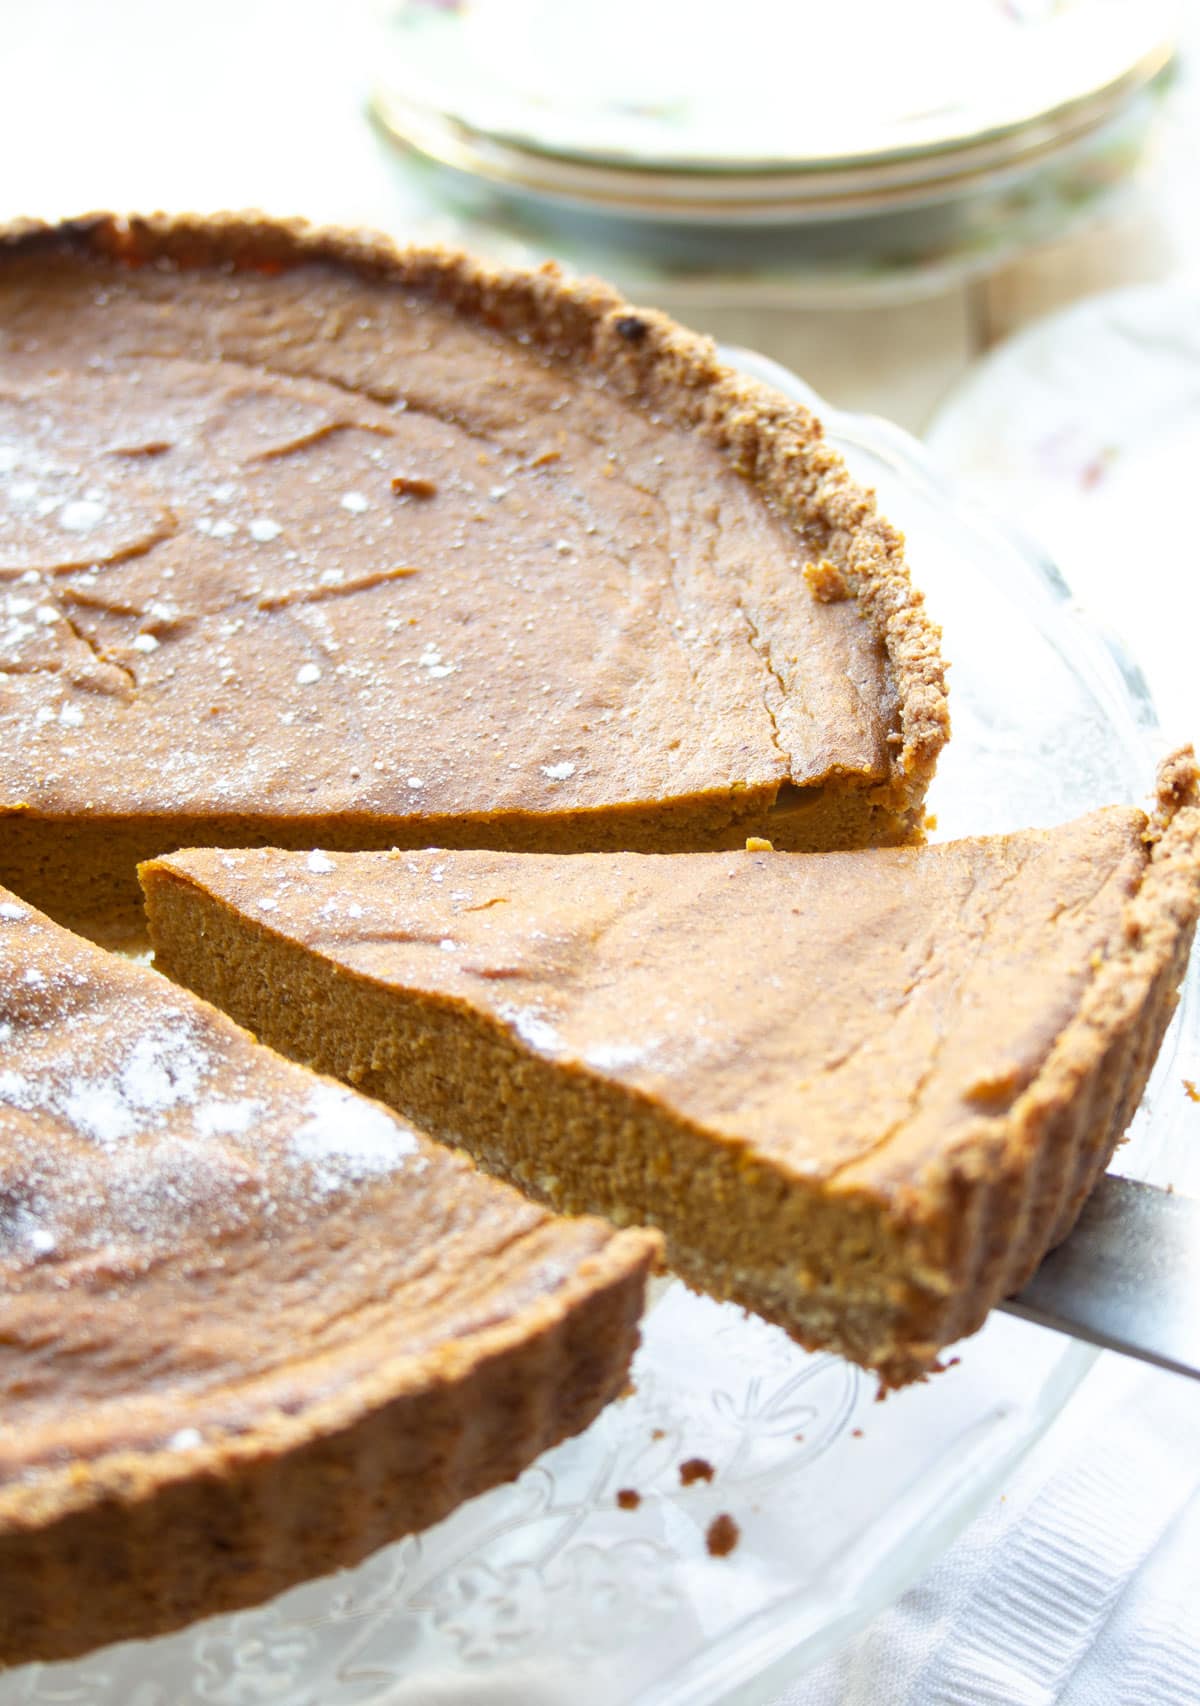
[
  {"x1": 305, "y1": 851, "x2": 335, "y2": 874},
  {"x1": 0, "y1": 936, "x2": 427, "y2": 1274},
  {"x1": 0, "y1": 1203, "x2": 57, "y2": 1260},
  {"x1": 541, "y1": 761, "x2": 576, "y2": 781},
  {"x1": 61, "y1": 1079, "x2": 139, "y2": 1145},
  {"x1": 418, "y1": 643, "x2": 455, "y2": 680},
  {"x1": 57, "y1": 498, "x2": 105, "y2": 533},
  {"x1": 120, "y1": 1029, "x2": 205, "y2": 1113},
  {"x1": 0, "y1": 902, "x2": 27, "y2": 922},
  {"x1": 290, "y1": 1081, "x2": 421, "y2": 1190},
  {"x1": 193, "y1": 1098, "x2": 262, "y2": 1137},
  {"x1": 59, "y1": 1022, "x2": 205, "y2": 1148},
  {"x1": 500, "y1": 1005, "x2": 563, "y2": 1056},
  {"x1": 582, "y1": 1040, "x2": 654, "y2": 1074},
  {"x1": 167, "y1": 1427, "x2": 203, "y2": 1452}
]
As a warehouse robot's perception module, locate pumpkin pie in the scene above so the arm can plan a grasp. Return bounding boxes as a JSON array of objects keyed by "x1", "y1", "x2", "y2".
[
  {"x1": 143, "y1": 753, "x2": 1200, "y2": 1388},
  {"x1": 0, "y1": 213, "x2": 947, "y2": 949},
  {"x1": 0, "y1": 885, "x2": 658, "y2": 1666}
]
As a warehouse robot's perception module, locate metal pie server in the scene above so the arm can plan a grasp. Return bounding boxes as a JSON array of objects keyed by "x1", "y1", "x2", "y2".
[{"x1": 1001, "y1": 1173, "x2": 1200, "y2": 1380}]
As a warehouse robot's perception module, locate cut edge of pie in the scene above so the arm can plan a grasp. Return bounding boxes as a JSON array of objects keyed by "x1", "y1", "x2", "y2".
[
  {"x1": 0, "y1": 211, "x2": 948, "y2": 949},
  {"x1": 141, "y1": 752, "x2": 1200, "y2": 1390}
]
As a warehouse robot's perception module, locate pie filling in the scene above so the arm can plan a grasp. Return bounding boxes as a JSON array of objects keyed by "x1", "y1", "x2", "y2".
[{"x1": 0, "y1": 216, "x2": 944, "y2": 947}]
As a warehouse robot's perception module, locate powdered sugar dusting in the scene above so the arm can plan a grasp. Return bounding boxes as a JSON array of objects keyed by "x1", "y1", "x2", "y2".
[
  {"x1": 167, "y1": 1427, "x2": 203, "y2": 1452},
  {"x1": 306, "y1": 851, "x2": 335, "y2": 874},
  {"x1": 194, "y1": 1098, "x2": 262, "y2": 1137},
  {"x1": 57, "y1": 497, "x2": 105, "y2": 533},
  {"x1": 61, "y1": 1078, "x2": 140, "y2": 1145},
  {"x1": 0, "y1": 916, "x2": 430, "y2": 1276},
  {"x1": 291, "y1": 1081, "x2": 422, "y2": 1190},
  {"x1": 12, "y1": 1017, "x2": 210, "y2": 1151},
  {"x1": 582, "y1": 1040, "x2": 655, "y2": 1074},
  {"x1": 499, "y1": 1004, "x2": 563, "y2": 1056}
]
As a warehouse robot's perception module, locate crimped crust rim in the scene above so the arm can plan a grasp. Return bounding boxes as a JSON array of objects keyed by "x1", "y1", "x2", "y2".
[
  {"x1": 896, "y1": 750, "x2": 1200, "y2": 1376},
  {"x1": 938, "y1": 751, "x2": 1200, "y2": 1199},
  {"x1": 0, "y1": 1208, "x2": 656, "y2": 1665},
  {"x1": 0, "y1": 1223, "x2": 657, "y2": 1533}
]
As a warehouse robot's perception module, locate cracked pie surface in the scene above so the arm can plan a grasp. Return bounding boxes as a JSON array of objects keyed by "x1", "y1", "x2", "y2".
[{"x1": 0, "y1": 214, "x2": 946, "y2": 947}]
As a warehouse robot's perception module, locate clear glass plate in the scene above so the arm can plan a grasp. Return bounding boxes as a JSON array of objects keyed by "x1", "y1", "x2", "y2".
[{"x1": 4, "y1": 355, "x2": 1190, "y2": 1706}]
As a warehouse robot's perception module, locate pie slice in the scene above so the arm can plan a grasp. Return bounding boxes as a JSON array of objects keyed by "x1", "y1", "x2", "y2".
[
  {"x1": 0, "y1": 213, "x2": 946, "y2": 949},
  {"x1": 143, "y1": 754, "x2": 1200, "y2": 1388},
  {"x1": 0, "y1": 888, "x2": 657, "y2": 1666}
]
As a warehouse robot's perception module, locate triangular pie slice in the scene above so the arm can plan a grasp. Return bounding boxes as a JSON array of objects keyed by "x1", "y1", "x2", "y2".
[
  {"x1": 0, "y1": 887, "x2": 657, "y2": 1666},
  {"x1": 143, "y1": 754, "x2": 1200, "y2": 1389},
  {"x1": 0, "y1": 213, "x2": 946, "y2": 949}
]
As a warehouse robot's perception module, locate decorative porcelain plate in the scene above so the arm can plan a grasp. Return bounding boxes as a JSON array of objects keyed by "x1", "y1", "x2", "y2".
[
  {"x1": 4, "y1": 354, "x2": 1193, "y2": 1706},
  {"x1": 370, "y1": 94, "x2": 1162, "y2": 308},
  {"x1": 380, "y1": 0, "x2": 1176, "y2": 172}
]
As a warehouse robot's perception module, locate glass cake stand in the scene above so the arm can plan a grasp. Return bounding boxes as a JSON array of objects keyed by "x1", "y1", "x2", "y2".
[{"x1": 5, "y1": 355, "x2": 1192, "y2": 1706}]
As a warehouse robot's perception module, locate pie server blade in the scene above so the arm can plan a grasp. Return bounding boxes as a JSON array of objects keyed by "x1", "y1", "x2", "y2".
[{"x1": 1001, "y1": 1173, "x2": 1200, "y2": 1380}]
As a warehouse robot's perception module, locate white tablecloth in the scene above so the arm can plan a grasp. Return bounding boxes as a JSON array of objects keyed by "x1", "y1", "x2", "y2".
[{"x1": 777, "y1": 1356, "x2": 1200, "y2": 1705}]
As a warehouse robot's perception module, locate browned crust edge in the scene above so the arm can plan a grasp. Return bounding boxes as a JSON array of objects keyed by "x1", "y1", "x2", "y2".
[
  {"x1": 900, "y1": 750, "x2": 1200, "y2": 1383},
  {"x1": 0, "y1": 209, "x2": 949, "y2": 822},
  {"x1": 0, "y1": 1209, "x2": 656, "y2": 1667}
]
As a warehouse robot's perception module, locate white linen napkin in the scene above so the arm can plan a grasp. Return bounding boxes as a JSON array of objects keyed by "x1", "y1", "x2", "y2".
[{"x1": 773, "y1": 1355, "x2": 1200, "y2": 1705}]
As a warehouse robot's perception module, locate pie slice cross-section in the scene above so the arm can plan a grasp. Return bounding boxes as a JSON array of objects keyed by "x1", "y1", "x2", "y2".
[{"x1": 143, "y1": 754, "x2": 1200, "y2": 1388}]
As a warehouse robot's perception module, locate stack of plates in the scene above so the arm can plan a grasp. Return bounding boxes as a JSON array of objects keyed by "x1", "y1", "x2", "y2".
[{"x1": 372, "y1": 0, "x2": 1178, "y2": 303}]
